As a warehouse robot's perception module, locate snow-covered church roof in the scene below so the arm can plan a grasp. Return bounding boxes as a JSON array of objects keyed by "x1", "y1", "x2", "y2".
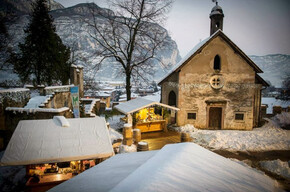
[
  {"x1": 0, "y1": 116, "x2": 114, "y2": 166},
  {"x1": 48, "y1": 143, "x2": 279, "y2": 192},
  {"x1": 158, "y1": 30, "x2": 264, "y2": 85},
  {"x1": 114, "y1": 97, "x2": 179, "y2": 115}
]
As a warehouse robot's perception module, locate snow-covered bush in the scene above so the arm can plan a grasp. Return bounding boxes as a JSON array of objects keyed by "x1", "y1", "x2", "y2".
[
  {"x1": 272, "y1": 112, "x2": 290, "y2": 130},
  {"x1": 260, "y1": 159, "x2": 290, "y2": 180}
]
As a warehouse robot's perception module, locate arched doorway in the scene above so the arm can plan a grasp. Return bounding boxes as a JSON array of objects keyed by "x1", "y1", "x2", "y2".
[
  {"x1": 168, "y1": 91, "x2": 176, "y2": 124},
  {"x1": 168, "y1": 91, "x2": 176, "y2": 106}
]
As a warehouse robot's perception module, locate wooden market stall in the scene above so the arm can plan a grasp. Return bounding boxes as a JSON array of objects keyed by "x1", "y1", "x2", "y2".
[
  {"x1": 114, "y1": 98, "x2": 179, "y2": 132},
  {"x1": 0, "y1": 116, "x2": 114, "y2": 192}
]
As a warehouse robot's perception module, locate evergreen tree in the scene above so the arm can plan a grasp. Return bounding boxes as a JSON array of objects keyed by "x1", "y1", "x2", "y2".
[{"x1": 13, "y1": 0, "x2": 70, "y2": 85}]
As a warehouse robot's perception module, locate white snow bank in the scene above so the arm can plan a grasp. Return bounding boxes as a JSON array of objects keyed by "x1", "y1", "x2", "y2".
[
  {"x1": 260, "y1": 159, "x2": 290, "y2": 179},
  {"x1": 174, "y1": 122, "x2": 290, "y2": 152},
  {"x1": 49, "y1": 143, "x2": 280, "y2": 192}
]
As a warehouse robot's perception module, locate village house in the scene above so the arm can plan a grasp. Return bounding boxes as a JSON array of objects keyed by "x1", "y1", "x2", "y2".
[{"x1": 159, "y1": 3, "x2": 268, "y2": 130}]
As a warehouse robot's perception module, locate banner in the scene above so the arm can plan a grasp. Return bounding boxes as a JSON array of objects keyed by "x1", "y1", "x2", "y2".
[{"x1": 70, "y1": 86, "x2": 80, "y2": 118}]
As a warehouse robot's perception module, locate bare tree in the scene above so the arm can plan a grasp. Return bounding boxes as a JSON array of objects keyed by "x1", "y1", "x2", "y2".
[{"x1": 87, "y1": 0, "x2": 173, "y2": 100}]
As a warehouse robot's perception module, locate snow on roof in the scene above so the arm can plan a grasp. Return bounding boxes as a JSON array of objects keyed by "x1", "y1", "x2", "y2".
[
  {"x1": 49, "y1": 143, "x2": 278, "y2": 192},
  {"x1": 158, "y1": 30, "x2": 263, "y2": 85},
  {"x1": 0, "y1": 116, "x2": 114, "y2": 166},
  {"x1": 157, "y1": 33, "x2": 212, "y2": 84},
  {"x1": 142, "y1": 92, "x2": 161, "y2": 102},
  {"x1": 0, "y1": 88, "x2": 30, "y2": 93},
  {"x1": 5, "y1": 107, "x2": 70, "y2": 113},
  {"x1": 96, "y1": 91, "x2": 111, "y2": 97},
  {"x1": 44, "y1": 85, "x2": 74, "y2": 90},
  {"x1": 114, "y1": 97, "x2": 179, "y2": 115}
]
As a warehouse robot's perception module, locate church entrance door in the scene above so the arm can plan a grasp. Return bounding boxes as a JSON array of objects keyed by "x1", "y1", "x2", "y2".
[{"x1": 209, "y1": 107, "x2": 222, "y2": 129}]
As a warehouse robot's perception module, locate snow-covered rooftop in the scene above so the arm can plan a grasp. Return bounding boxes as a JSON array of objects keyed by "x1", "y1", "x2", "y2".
[
  {"x1": 114, "y1": 97, "x2": 179, "y2": 115},
  {"x1": 49, "y1": 143, "x2": 279, "y2": 192},
  {"x1": 158, "y1": 30, "x2": 263, "y2": 84},
  {"x1": 0, "y1": 116, "x2": 114, "y2": 166},
  {"x1": 142, "y1": 92, "x2": 161, "y2": 102}
]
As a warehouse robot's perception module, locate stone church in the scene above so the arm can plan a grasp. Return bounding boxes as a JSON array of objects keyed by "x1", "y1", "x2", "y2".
[{"x1": 159, "y1": 3, "x2": 268, "y2": 130}]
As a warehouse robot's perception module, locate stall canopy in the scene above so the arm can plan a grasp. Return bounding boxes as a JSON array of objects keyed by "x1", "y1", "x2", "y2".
[
  {"x1": 48, "y1": 143, "x2": 278, "y2": 192},
  {"x1": 114, "y1": 97, "x2": 179, "y2": 115},
  {"x1": 0, "y1": 116, "x2": 114, "y2": 166}
]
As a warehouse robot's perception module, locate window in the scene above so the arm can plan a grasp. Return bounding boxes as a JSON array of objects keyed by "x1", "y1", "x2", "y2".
[
  {"x1": 214, "y1": 55, "x2": 221, "y2": 70},
  {"x1": 187, "y1": 113, "x2": 196, "y2": 120},
  {"x1": 216, "y1": 22, "x2": 220, "y2": 28},
  {"x1": 235, "y1": 113, "x2": 244, "y2": 121}
]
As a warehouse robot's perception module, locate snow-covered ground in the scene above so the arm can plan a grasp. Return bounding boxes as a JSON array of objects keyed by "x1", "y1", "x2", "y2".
[
  {"x1": 260, "y1": 159, "x2": 290, "y2": 180},
  {"x1": 172, "y1": 113, "x2": 290, "y2": 152},
  {"x1": 109, "y1": 128, "x2": 123, "y2": 144},
  {"x1": 106, "y1": 115, "x2": 125, "y2": 130}
]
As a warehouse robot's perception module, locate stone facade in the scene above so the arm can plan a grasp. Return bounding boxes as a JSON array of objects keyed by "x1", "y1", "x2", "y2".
[{"x1": 160, "y1": 32, "x2": 267, "y2": 130}]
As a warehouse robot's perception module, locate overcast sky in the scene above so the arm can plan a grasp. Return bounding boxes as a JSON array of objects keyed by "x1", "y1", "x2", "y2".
[{"x1": 55, "y1": 0, "x2": 290, "y2": 57}]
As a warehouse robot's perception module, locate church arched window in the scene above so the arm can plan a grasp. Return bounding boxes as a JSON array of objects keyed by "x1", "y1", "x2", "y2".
[{"x1": 214, "y1": 55, "x2": 221, "y2": 70}]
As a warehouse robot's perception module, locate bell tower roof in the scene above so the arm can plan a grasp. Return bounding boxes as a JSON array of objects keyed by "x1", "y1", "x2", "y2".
[
  {"x1": 210, "y1": 3, "x2": 224, "y2": 17},
  {"x1": 209, "y1": 1, "x2": 224, "y2": 35}
]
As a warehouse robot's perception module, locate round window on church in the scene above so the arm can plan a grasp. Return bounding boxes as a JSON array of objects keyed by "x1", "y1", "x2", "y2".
[{"x1": 210, "y1": 75, "x2": 224, "y2": 89}]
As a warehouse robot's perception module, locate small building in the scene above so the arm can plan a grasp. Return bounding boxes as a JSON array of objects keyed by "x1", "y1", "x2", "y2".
[
  {"x1": 114, "y1": 97, "x2": 179, "y2": 132},
  {"x1": 158, "y1": 3, "x2": 268, "y2": 130},
  {"x1": 0, "y1": 116, "x2": 114, "y2": 191}
]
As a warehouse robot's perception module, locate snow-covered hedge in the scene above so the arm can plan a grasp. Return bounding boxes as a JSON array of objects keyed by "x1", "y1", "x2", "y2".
[{"x1": 0, "y1": 88, "x2": 30, "y2": 104}]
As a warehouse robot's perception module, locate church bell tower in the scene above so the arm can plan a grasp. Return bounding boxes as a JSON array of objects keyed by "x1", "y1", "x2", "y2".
[{"x1": 210, "y1": 1, "x2": 224, "y2": 35}]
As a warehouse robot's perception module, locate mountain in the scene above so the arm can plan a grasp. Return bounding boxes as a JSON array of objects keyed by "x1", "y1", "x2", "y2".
[
  {"x1": 249, "y1": 54, "x2": 290, "y2": 87},
  {"x1": 0, "y1": 0, "x2": 64, "y2": 16},
  {"x1": 1, "y1": 2, "x2": 289, "y2": 88},
  {"x1": 1, "y1": 2, "x2": 181, "y2": 85}
]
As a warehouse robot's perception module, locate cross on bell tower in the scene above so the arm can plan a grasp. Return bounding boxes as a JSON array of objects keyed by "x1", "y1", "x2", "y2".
[{"x1": 210, "y1": 1, "x2": 224, "y2": 35}]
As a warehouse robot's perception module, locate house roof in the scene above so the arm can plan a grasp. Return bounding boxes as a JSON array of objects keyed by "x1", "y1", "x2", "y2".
[
  {"x1": 158, "y1": 30, "x2": 264, "y2": 85},
  {"x1": 114, "y1": 97, "x2": 179, "y2": 115},
  {"x1": 0, "y1": 116, "x2": 114, "y2": 166},
  {"x1": 256, "y1": 74, "x2": 270, "y2": 87},
  {"x1": 48, "y1": 143, "x2": 278, "y2": 192}
]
